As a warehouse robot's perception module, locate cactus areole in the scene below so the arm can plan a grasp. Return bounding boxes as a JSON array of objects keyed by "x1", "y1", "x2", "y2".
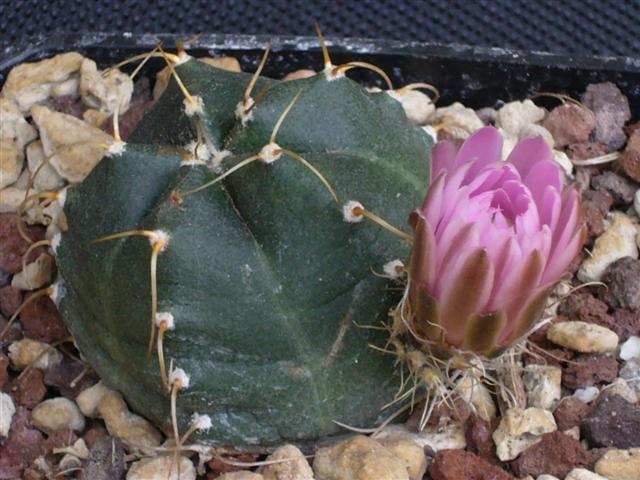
[{"x1": 56, "y1": 57, "x2": 433, "y2": 449}]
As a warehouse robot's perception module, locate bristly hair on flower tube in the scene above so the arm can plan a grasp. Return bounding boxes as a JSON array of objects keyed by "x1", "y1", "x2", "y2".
[{"x1": 401, "y1": 126, "x2": 586, "y2": 359}]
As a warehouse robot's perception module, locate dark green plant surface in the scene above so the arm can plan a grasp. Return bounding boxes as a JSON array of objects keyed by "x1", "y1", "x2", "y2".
[{"x1": 57, "y1": 58, "x2": 432, "y2": 449}]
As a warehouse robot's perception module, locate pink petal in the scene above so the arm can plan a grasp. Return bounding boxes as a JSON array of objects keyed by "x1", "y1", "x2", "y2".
[
  {"x1": 453, "y1": 126, "x2": 503, "y2": 173},
  {"x1": 431, "y1": 140, "x2": 458, "y2": 179},
  {"x1": 420, "y1": 172, "x2": 446, "y2": 230},
  {"x1": 506, "y1": 136, "x2": 553, "y2": 180},
  {"x1": 524, "y1": 160, "x2": 564, "y2": 211}
]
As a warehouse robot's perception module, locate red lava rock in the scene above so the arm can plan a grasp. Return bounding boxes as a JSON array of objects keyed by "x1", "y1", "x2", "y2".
[
  {"x1": 563, "y1": 353, "x2": 618, "y2": 389},
  {"x1": 558, "y1": 291, "x2": 615, "y2": 330},
  {"x1": 83, "y1": 426, "x2": 109, "y2": 449},
  {"x1": 207, "y1": 454, "x2": 258, "y2": 475},
  {"x1": 465, "y1": 416, "x2": 500, "y2": 465},
  {"x1": 0, "y1": 316, "x2": 21, "y2": 344},
  {"x1": 543, "y1": 103, "x2": 596, "y2": 147},
  {"x1": 0, "y1": 286, "x2": 22, "y2": 318},
  {"x1": 42, "y1": 95, "x2": 87, "y2": 119},
  {"x1": 42, "y1": 428, "x2": 78, "y2": 453},
  {"x1": 621, "y1": 148, "x2": 640, "y2": 183},
  {"x1": 553, "y1": 396, "x2": 591, "y2": 430},
  {"x1": 585, "y1": 448, "x2": 612, "y2": 469},
  {"x1": 611, "y1": 309, "x2": 640, "y2": 341},
  {"x1": 429, "y1": 449, "x2": 515, "y2": 480},
  {"x1": 598, "y1": 257, "x2": 640, "y2": 311},
  {"x1": 582, "y1": 82, "x2": 631, "y2": 150},
  {"x1": 11, "y1": 368, "x2": 46, "y2": 408},
  {"x1": 567, "y1": 142, "x2": 609, "y2": 161},
  {"x1": 0, "y1": 214, "x2": 46, "y2": 274},
  {"x1": 0, "y1": 354, "x2": 9, "y2": 390},
  {"x1": 581, "y1": 189, "x2": 614, "y2": 240},
  {"x1": 591, "y1": 171, "x2": 636, "y2": 206},
  {"x1": 19, "y1": 294, "x2": 68, "y2": 343},
  {"x1": 582, "y1": 394, "x2": 640, "y2": 448},
  {"x1": 406, "y1": 396, "x2": 471, "y2": 430},
  {"x1": 44, "y1": 356, "x2": 99, "y2": 400},
  {"x1": 510, "y1": 431, "x2": 589, "y2": 478},
  {"x1": 0, "y1": 407, "x2": 45, "y2": 479}
]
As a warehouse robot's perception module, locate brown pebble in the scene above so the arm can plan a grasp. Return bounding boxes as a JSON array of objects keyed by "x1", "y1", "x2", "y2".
[
  {"x1": 0, "y1": 286, "x2": 22, "y2": 318},
  {"x1": 429, "y1": 449, "x2": 515, "y2": 480},
  {"x1": 553, "y1": 396, "x2": 591, "y2": 431},
  {"x1": 598, "y1": 257, "x2": 640, "y2": 311},
  {"x1": 567, "y1": 142, "x2": 609, "y2": 161},
  {"x1": 12, "y1": 368, "x2": 46, "y2": 408},
  {"x1": 580, "y1": 189, "x2": 614, "y2": 241},
  {"x1": 0, "y1": 354, "x2": 10, "y2": 390},
  {"x1": 0, "y1": 213, "x2": 46, "y2": 274},
  {"x1": 0, "y1": 406, "x2": 46, "y2": 478},
  {"x1": 582, "y1": 394, "x2": 640, "y2": 449},
  {"x1": 465, "y1": 415, "x2": 500, "y2": 465},
  {"x1": 581, "y1": 82, "x2": 631, "y2": 150},
  {"x1": 20, "y1": 294, "x2": 69, "y2": 343},
  {"x1": 543, "y1": 103, "x2": 595, "y2": 147},
  {"x1": 562, "y1": 353, "x2": 618, "y2": 389},
  {"x1": 591, "y1": 171, "x2": 636, "y2": 206}
]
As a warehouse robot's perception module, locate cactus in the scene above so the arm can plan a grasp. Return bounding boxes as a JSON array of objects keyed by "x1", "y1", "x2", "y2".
[{"x1": 55, "y1": 47, "x2": 433, "y2": 450}]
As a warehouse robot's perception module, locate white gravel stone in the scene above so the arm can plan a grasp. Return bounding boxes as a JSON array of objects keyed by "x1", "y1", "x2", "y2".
[
  {"x1": 620, "y1": 336, "x2": 640, "y2": 361},
  {"x1": 634, "y1": 189, "x2": 640, "y2": 217},
  {"x1": 75, "y1": 381, "x2": 112, "y2": 418},
  {"x1": 30, "y1": 105, "x2": 111, "y2": 183},
  {"x1": 0, "y1": 186, "x2": 38, "y2": 214},
  {"x1": 126, "y1": 456, "x2": 196, "y2": 480},
  {"x1": 32, "y1": 397, "x2": 85, "y2": 433},
  {"x1": 0, "y1": 140, "x2": 24, "y2": 190},
  {"x1": 0, "y1": 392, "x2": 16, "y2": 438},
  {"x1": 457, "y1": 375, "x2": 497, "y2": 420},
  {"x1": 259, "y1": 444, "x2": 315, "y2": 480},
  {"x1": 375, "y1": 423, "x2": 467, "y2": 451},
  {"x1": 619, "y1": 359, "x2": 640, "y2": 396},
  {"x1": 595, "y1": 448, "x2": 640, "y2": 480},
  {"x1": 499, "y1": 127, "x2": 519, "y2": 160},
  {"x1": 578, "y1": 213, "x2": 639, "y2": 282},
  {"x1": 496, "y1": 99, "x2": 546, "y2": 135},
  {"x1": 523, "y1": 365, "x2": 562, "y2": 409},
  {"x1": 0, "y1": 98, "x2": 38, "y2": 150},
  {"x1": 11, "y1": 253, "x2": 55, "y2": 290},
  {"x1": 520, "y1": 123, "x2": 555, "y2": 147},
  {"x1": 552, "y1": 149, "x2": 574, "y2": 177},
  {"x1": 536, "y1": 475, "x2": 560, "y2": 480},
  {"x1": 1, "y1": 52, "x2": 84, "y2": 112},
  {"x1": 492, "y1": 407, "x2": 557, "y2": 461},
  {"x1": 80, "y1": 58, "x2": 133, "y2": 115},
  {"x1": 565, "y1": 468, "x2": 608, "y2": 480},
  {"x1": 8, "y1": 338, "x2": 62, "y2": 370},
  {"x1": 26, "y1": 140, "x2": 65, "y2": 191},
  {"x1": 388, "y1": 89, "x2": 436, "y2": 125},
  {"x1": 603, "y1": 378, "x2": 638, "y2": 404},
  {"x1": 547, "y1": 321, "x2": 619, "y2": 353},
  {"x1": 433, "y1": 102, "x2": 484, "y2": 138},
  {"x1": 573, "y1": 386, "x2": 600, "y2": 403}
]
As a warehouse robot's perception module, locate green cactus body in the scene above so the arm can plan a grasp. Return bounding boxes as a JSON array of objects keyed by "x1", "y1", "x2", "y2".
[{"x1": 57, "y1": 57, "x2": 432, "y2": 449}]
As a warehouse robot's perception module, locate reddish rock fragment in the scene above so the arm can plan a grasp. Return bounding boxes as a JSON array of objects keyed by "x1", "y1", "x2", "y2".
[
  {"x1": 553, "y1": 396, "x2": 591, "y2": 431},
  {"x1": 83, "y1": 426, "x2": 109, "y2": 449},
  {"x1": 0, "y1": 407, "x2": 45, "y2": 479},
  {"x1": 621, "y1": 147, "x2": 640, "y2": 182},
  {"x1": 582, "y1": 394, "x2": 640, "y2": 448},
  {"x1": 558, "y1": 291, "x2": 615, "y2": 330},
  {"x1": 12, "y1": 368, "x2": 46, "y2": 408},
  {"x1": 581, "y1": 189, "x2": 614, "y2": 240},
  {"x1": 0, "y1": 354, "x2": 10, "y2": 390},
  {"x1": 429, "y1": 449, "x2": 515, "y2": 480},
  {"x1": 510, "y1": 431, "x2": 589, "y2": 478},
  {"x1": 567, "y1": 142, "x2": 609, "y2": 161},
  {"x1": 42, "y1": 428, "x2": 78, "y2": 453},
  {"x1": 611, "y1": 309, "x2": 640, "y2": 341},
  {"x1": 562, "y1": 353, "x2": 618, "y2": 389},
  {"x1": 406, "y1": 396, "x2": 471, "y2": 430},
  {"x1": 591, "y1": 171, "x2": 636, "y2": 206},
  {"x1": 19, "y1": 294, "x2": 68, "y2": 343},
  {"x1": 42, "y1": 95, "x2": 87, "y2": 119},
  {"x1": 598, "y1": 257, "x2": 640, "y2": 310},
  {"x1": 207, "y1": 454, "x2": 258, "y2": 475},
  {"x1": 0, "y1": 214, "x2": 46, "y2": 274},
  {"x1": 0, "y1": 286, "x2": 22, "y2": 318},
  {"x1": 581, "y1": 82, "x2": 631, "y2": 150},
  {"x1": 543, "y1": 103, "x2": 596, "y2": 147},
  {"x1": 43, "y1": 356, "x2": 98, "y2": 400},
  {"x1": 465, "y1": 415, "x2": 500, "y2": 465},
  {"x1": 79, "y1": 436, "x2": 125, "y2": 480}
]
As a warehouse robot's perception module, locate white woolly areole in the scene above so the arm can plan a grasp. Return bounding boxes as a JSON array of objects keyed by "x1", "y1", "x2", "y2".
[
  {"x1": 155, "y1": 312, "x2": 175, "y2": 330},
  {"x1": 259, "y1": 142, "x2": 282, "y2": 164},
  {"x1": 183, "y1": 95, "x2": 204, "y2": 117},
  {"x1": 182, "y1": 141, "x2": 211, "y2": 164},
  {"x1": 421, "y1": 125, "x2": 438, "y2": 143},
  {"x1": 235, "y1": 98, "x2": 254, "y2": 125},
  {"x1": 149, "y1": 230, "x2": 170, "y2": 250},
  {"x1": 169, "y1": 368, "x2": 190, "y2": 389},
  {"x1": 211, "y1": 149, "x2": 232, "y2": 172},
  {"x1": 50, "y1": 233, "x2": 62, "y2": 255},
  {"x1": 191, "y1": 413, "x2": 212, "y2": 431},
  {"x1": 383, "y1": 259, "x2": 405, "y2": 278},
  {"x1": 343, "y1": 200, "x2": 364, "y2": 223},
  {"x1": 48, "y1": 278, "x2": 64, "y2": 306},
  {"x1": 385, "y1": 89, "x2": 401, "y2": 101},
  {"x1": 106, "y1": 141, "x2": 126, "y2": 157},
  {"x1": 323, "y1": 65, "x2": 344, "y2": 81},
  {"x1": 56, "y1": 187, "x2": 68, "y2": 208}
]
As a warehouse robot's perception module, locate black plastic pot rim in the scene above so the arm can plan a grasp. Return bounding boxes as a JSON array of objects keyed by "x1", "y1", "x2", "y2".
[{"x1": 3, "y1": 32, "x2": 640, "y2": 76}]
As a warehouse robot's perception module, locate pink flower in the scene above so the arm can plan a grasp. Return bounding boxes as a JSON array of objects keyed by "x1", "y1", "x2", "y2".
[{"x1": 408, "y1": 126, "x2": 585, "y2": 356}]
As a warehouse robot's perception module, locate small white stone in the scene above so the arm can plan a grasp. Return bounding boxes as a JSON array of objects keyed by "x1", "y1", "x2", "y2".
[
  {"x1": 126, "y1": 456, "x2": 196, "y2": 480},
  {"x1": 375, "y1": 423, "x2": 467, "y2": 452},
  {"x1": 620, "y1": 359, "x2": 640, "y2": 396},
  {"x1": 578, "y1": 213, "x2": 639, "y2": 283},
  {"x1": 620, "y1": 336, "x2": 640, "y2": 361},
  {"x1": 492, "y1": 407, "x2": 557, "y2": 461},
  {"x1": 0, "y1": 98, "x2": 38, "y2": 150},
  {"x1": 76, "y1": 381, "x2": 112, "y2": 418},
  {"x1": 603, "y1": 378, "x2": 638, "y2": 404},
  {"x1": 98, "y1": 390, "x2": 162, "y2": 449},
  {"x1": 0, "y1": 139, "x2": 24, "y2": 190},
  {"x1": 26, "y1": 140, "x2": 65, "y2": 191},
  {"x1": 499, "y1": 127, "x2": 519, "y2": 160},
  {"x1": 0, "y1": 186, "x2": 37, "y2": 214},
  {"x1": 523, "y1": 365, "x2": 562, "y2": 410},
  {"x1": 0, "y1": 392, "x2": 16, "y2": 438},
  {"x1": 11, "y1": 253, "x2": 55, "y2": 290},
  {"x1": 8, "y1": 338, "x2": 63, "y2": 370},
  {"x1": 547, "y1": 321, "x2": 619, "y2": 353},
  {"x1": 496, "y1": 99, "x2": 546, "y2": 135},
  {"x1": 259, "y1": 444, "x2": 314, "y2": 480},
  {"x1": 388, "y1": 89, "x2": 435, "y2": 125},
  {"x1": 519, "y1": 123, "x2": 555, "y2": 148},
  {"x1": 565, "y1": 467, "x2": 608, "y2": 480},
  {"x1": 79, "y1": 58, "x2": 133, "y2": 115},
  {"x1": 433, "y1": 102, "x2": 484, "y2": 139},
  {"x1": 634, "y1": 189, "x2": 640, "y2": 217},
  {"x1": 552, "y1": 149, "x2": 574, "y2": 177},
  {"x1": 32, "y1": 397, "x2": 85, "y2": 433},
  {"x1": 564, "y1": 426, "x2": 581, "y2": 440},
  {"x1": 536, "y1": 475, "x2": 560, "y2": 480},
  {"x1": 595, "y1": 448, "x2": 640, "y2": 480},
  {"x1": 457, "y1": 375, "x2": 497, "y2": 421},
  {"x1": 573, "y1": 386, "x2": 600, "y2": 403}
]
